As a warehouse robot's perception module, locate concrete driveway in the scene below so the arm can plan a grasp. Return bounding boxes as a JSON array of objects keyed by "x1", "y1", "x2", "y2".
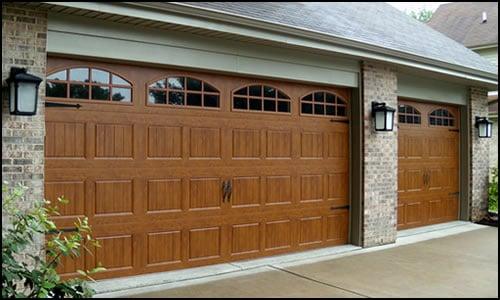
[{"x1": 104, "y1": 225, "x2": 498, "y2": 298}]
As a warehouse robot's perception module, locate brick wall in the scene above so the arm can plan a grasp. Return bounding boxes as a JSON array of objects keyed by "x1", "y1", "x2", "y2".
[
  {"x1": 361, "y1": 61, "x2": 398, "y2": 247},
  {"x1": 469, "y1": 87, "x2": 490, "y2": 221},
  {"x1": 2, "y1": 2, "x2": 47, "y2": 254}
]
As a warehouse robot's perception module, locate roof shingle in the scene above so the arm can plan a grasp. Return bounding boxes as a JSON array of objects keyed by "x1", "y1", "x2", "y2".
[{"x1": 180, "y1": 2, "x2": 497, "y2": 75}]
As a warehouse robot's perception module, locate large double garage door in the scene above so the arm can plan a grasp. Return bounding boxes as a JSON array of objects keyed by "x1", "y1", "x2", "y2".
[{"x1": 45, "y1": 57, "x2": 350, "y2": 279}]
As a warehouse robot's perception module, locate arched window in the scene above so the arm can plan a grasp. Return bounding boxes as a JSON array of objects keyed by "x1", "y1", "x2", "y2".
[
  {"x1": 398, "y1": 104, "x2": 421, "y2": 124},
  {"x1": 300, "y1": 91, "x2": 347, "y2": 116},
  {"x1": 148, "y1": 76, "x2": 220, "y2": 108},
  {"x1": 46, "y1": 67, "x2": 132, "y2": 102},
  {"x1": 232, "y1": 85, "x2": 291, "y2": 113},
  {"x1": 429, "y1": 108, "x2": 455, "y2": 127}
]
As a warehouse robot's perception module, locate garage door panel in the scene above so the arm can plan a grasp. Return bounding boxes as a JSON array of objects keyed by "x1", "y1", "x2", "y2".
[
  {"x1": 45, "y1": 180, "x2": 85, "y2": 220},
  {"x1": 46, "y1": 58, "x2": 350, "y2": 279},
  {"x1": 397, "y1": 99, "x2": 459, "y2": 230}
]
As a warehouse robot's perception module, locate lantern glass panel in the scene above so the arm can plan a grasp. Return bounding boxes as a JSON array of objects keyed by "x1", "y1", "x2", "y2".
[
  {"x1": 18, "y1": 82, "x2": 37, "y2": 113},
  {"x1": 375, "y1": 110, "x2": 386, "y2": 130},
  {"x1": 10, "y1": 83, "x2": 16, "y2": 113},
  {"x1": 386, "y1": 110, "x2": 394, "y2": 130},
  {"x1": 488, "y1": 123, "x2": 492, "y2": 137}
]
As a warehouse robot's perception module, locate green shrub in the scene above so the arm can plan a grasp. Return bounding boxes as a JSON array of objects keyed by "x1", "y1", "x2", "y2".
[
  {"x1": 2, "y1": 182, "x2": 104, "y2": 298},
  {"x1": 489, "y1": 167, "x2": 498, "y2": 213}
]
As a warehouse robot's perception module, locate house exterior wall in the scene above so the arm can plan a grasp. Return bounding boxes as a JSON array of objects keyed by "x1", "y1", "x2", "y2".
[
  {"x1": 470, "y1": 87, "x2": 491, "y2": 221},
  {"x1": 361, "y1": 61, "x2": 398, "y2": 247},
  {"x1": 2, "y1": 2, "x2": 48, "y2": 260}
]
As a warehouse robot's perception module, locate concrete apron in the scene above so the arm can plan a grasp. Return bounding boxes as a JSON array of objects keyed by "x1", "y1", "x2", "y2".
[{"x1": 92, "y1": 221, "x2": 495, "y2": 298}]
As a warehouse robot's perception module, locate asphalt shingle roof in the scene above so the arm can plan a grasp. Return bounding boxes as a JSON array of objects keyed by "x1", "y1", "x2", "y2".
[
  {"x1": 180, "y1": 2, "x2": 498, "y2": 75},
  {"x1": 427, "y1": 2, "x2": 498, "y2": 48}
]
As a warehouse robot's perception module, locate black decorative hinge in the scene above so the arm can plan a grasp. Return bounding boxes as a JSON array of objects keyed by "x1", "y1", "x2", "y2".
[
  {"x1": 448, "y1": 129, "x2": 459, "y2": 132},
  {"x1": 45, "y1": 102, "x2": 81, "y2": 109}
]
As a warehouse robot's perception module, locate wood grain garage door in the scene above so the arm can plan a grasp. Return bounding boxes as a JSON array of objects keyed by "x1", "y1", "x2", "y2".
[
  {"x1": 397, "y1": 99, "x2": 459, "y2": 230},
  {"x1": 44, "y1": 56, "x2": 350, "y2": 280}
]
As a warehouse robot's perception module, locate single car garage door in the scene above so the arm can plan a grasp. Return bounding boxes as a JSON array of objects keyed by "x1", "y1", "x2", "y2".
[
  {"x1": 44, "y1": 56, "x2": 350, "y2": 280},
  {"x1": 397, "y1": 99, "x2": 459, "y2": 230}
]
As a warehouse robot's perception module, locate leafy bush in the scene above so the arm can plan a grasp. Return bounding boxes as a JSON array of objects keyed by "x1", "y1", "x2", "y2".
[
  {"x1": 489, "y1": 168, "x2": 498, "y2": 213},
  {"x1": 2, "y1": 182, "x2": 104, "y2": 298}
]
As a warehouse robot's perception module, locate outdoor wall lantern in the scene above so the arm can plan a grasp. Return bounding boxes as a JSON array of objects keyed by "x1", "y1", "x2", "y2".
[
  {"x1": 475, "y1": 116, "x2": 493, "y2": 138},
  {"x1": 7, "y1": 67, "x2": 42, "y2": 116},
  {"x1": 372, "y1": 101, "x2": 396, "y2": 131}
]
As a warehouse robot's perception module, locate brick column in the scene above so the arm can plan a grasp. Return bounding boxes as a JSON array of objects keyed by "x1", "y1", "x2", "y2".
[
  {"x1": 469, "y1": 87, "x2": 490, "y2": 221},
  {"x1": 361, "y1": 61, "x2": 398, "y2": 247},
  {"x1": 2, "y1": 3, "x2": 47, "y2": 256}
]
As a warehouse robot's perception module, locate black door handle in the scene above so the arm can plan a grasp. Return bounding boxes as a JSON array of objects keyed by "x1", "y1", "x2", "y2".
[
  {"x1": 227, "y1": 180, "x2": 232, "y2": 203},
  {"x1": 222, "y1": 180, "x2": 228, "y2": 202}
]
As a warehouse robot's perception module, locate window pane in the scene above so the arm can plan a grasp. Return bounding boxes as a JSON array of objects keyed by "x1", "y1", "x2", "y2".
[
  {"x1": 234, "y1": 97, "x2": 247, "y2": 109},
  {"x1": 302, "y1": 94, "x2": 312, "y2": 101},
  {"x1": 47, "y1": 70, "x2": 67, "y2": 81},
  {"x1": 314, "y1": 92, "x2": 324, "y2": 102},
  {"x1": 406, "y1": 116, "x2": 413, "y2": 123},
  {"x1": 325, "y1": 93, "x2": 335, "y2": 103},
  {"x1": 399, "y1": 115, "x2": 405, "y2": 123},
  {"x1": 314, "y1": 104, "x2": 325, "y2": 114},
  {"x1": 70, "y1": 68, "x2": 89, "y2": 82},
  {"x1": 449, "y1": 119, "x2": 454, "y2": 126},
  {"x1": 91, "y1": 69, "x2": 109, "y2": 84},
  {"x1": 398, "y1": 105, "x2": 405, "y2": 113},
  {"x1": 337, "y1": 106, "x2": 346, "y2": 116},
  {"x1": 430, "y1": 117, "x2": 436, "y2": 125},
  {"x1": 70, "y1": 84, "x2": 89, "y2": 99},
  {"x1": 234, "y1": 87, "x2": 247, "y2": 95},
  {"x1": 187, "y1": 93, "x2": 202, "y2": 106},
  {"x1": 277, "y1": 101, "x2": 290, "y2": 113},
  {"x1": 204, "y1": 83, "x2": 218, "y2": 93},
  {"x1": 46, "y1": 82, "x2": 67, "y2": 98},
  {"x1": 187, "y1": 78, "x2": 202, "y2": 91},
  {"x1": 264, "y1": 86, "x2": 276, "y2": 98},
  {"x1": 443, "y1": 119, "x2": 449, "y2": 126},
  {"x1": 326, "y1": 105, "x2": 335, "y2": 116},
  {"x1": 436, "y1": 109, "x2": 442, "y2": 117},
  {"x1": 168, "y1": 91, "x2": 184, "y2": 105},
  {"x1": 436, "y1": 118, "x2": 443, "y2": 125},
  {"x1": 249, "y1": 98, "x2": 262, "y2": 110},
  {"x1": 167, "y1": 77, "x2": 184, "y2": 90},
  {"x1": 249, "y1": 86, "x2": 262, "y2": 97},
  {"x1": 92, "y1": 86, "x2": 110, "y2": 100},
  {"x1": 112, "y1": 74, "x2": 130, "y2": 86},
  {"x1": 264, "y1": 99, "x2": 276, "y2": 112},
  {"x1": 149, "y1": 80, "x2": 166, "y2": 89},
  {"x1": 301, "y1": 103, "x2": 313, "y2": 114},
  {"x1": 112, "y1": 87, "x2": 131, "y2": 102},
  {"x1": 277, "y1": 90, "x2": 289, "y2": 99},
  {"x1": 149, "y1": 90, "x2": 166, "y2": 104},
  {"x1": 204, "y1": 94, "x2": 219, "y2": 107},
  {"x1": 414, "y1": 116, "x2": 421, "y2": 124}
]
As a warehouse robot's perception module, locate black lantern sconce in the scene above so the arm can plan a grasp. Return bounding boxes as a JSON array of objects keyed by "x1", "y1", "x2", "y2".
[
  {"x1": 475, "y1": 116, "x2": 493, "y2": 138},
  {"x1": 6, "y1": 67, "x2": 42, "y2": 116},
  {"x1": 372, "y1": 101, "x2": 396, "y2": 131}
]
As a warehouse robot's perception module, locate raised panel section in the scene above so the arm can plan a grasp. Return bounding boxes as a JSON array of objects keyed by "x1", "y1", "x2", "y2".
[
  {"x1": 190, "y1": 127, "x2": 220, "y2": 158},
  {"x1": 300, "y1": 175, "x2": 323, "y2": 202},
  {"x1": 398, "y1": 135, "x2": 406, "y2": 158},
  {"x1": 45, "y1": 181, "x2": 85, "y2": 218},
  {"x1": 94, "y1": 235, "x2": 133, "y2": 270},
  {"x1": 266, "y1": 176, "x2": 292, "y2": 205},
  {"x1": 95, "y1": 124, "x2": 133, "y2": 158},
  {"x1": 406, "y1": 202, "x2": 423, "y2": 225},
  {"x1": 56, "y1": 251, "x2": 85, "y2": 277},
  {"x1": 266, "y1": 130, "x2": 291, "y2": 158},
  {"x1": 299, "y1": 217, "x2": 322, "y2": 246},
  {"x1": 147, "y1": 231, "x2": 181, "y2": 265},
  {"x1": 301, "y1": 132, "x2": 323, "y2": 158},
  {"x1": 406, "y1": 169, "x2": 424, "y2": 192},
  {"x1": 231, "y1": 223, "x2": 260, "y2": 255},
  {"x1": 327, "y1": 132, "x2": 348, "y2": 158},
  {"x1": 407, "y1": 136, "x2": 423, "y2": 158},
  {"x1": 95, "y1": 180, "x2": 133, "y2": 215},
  {"x1": 428, "y1": 137, "x2": 444, "y2": 158},
  {"x1": 397, "y1": 204, "x2": 405, "y2": 227},
  {"x1": 232, "y1": 177, "x2": 260, "y2": 207},
  {"x1": 232, "y1": 129, "x2": 260, "y2": 158},
  {"x1": 398, "y1": 169, "x2": 406, "y2": 193},
  {"x1": 147, "y1": 179, "x2": 182, "y2": 212},
  {"x1": 45, "y1": 122, "x2": 85, "y2": 158},
  {"x1": 189, "y1": 178, "x2": 221, "y2": 210},
  {"x1": 428, "y1": 168, "x2": 443, "y2": 191},
  {"x1": 148, "y1": 126, "x2": 182, "y2": 158},
  {"x1": 188, "y1": 227, "x2": 221, "y2": 260},
  {"x1": 265, "y1": 220, "x2": 291, "y2": 250},
  {"x1": 326, "y1": 211, "x2": 348, "y2": 242},
  {"x1": 429, "y1": 199, "x2": 445, "y2": 221},
  {"x1": 327, "y1": 173, "x2": 348, "y2": 205}
]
